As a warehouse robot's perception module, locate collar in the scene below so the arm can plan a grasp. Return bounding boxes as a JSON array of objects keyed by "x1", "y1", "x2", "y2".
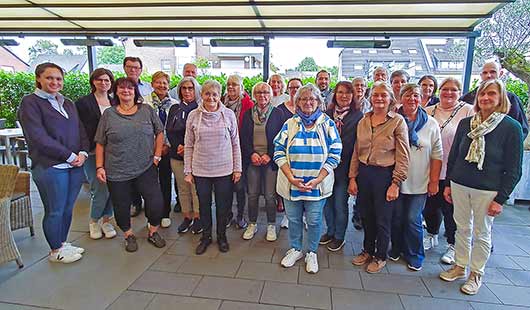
[
  {"x1": 34, "y1": 88, "x2": 64, "y2": 103},
  {"x1": 365, "y1": 110, "x2": 398, "y2": 118}
]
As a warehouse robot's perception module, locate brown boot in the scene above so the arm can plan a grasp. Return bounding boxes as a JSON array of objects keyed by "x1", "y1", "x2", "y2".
[
  {"x1": 366, "y1": 258, "x2": 386, "y2": 273},
  {"x1": 439, "y1": 265, "x2": 466, "y2": 282},
  {"x1": 352, "y1": 251, "x2": 372, "y2": 266}
]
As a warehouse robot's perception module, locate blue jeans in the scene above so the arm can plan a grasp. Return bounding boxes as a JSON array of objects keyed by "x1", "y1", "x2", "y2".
[
  {"x1": 84, "y1": 154, "x2": 113, "y2": 221},
  {"x1": 323, "y1": 178, "x2": 349, "y2": 240},
  {"x1": 32, "y1": 165, "x2": 84, "y2": 250},
  {"x1": 284, "y1": 198, "x2": 326, "y2": 253},
  {"x1": 391, "y1": 193, "x2": 427, "y2": 268}
]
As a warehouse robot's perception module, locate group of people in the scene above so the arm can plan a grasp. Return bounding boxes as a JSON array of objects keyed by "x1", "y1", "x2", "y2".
[{"x1": 17, "y1": 57, "x2": 526, "y2": 296}]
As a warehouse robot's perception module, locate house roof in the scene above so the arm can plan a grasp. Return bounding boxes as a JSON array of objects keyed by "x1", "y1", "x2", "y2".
[
  {"x1": 0, "y1": 1, "x2": 513, "y2": 37},
  {"x1": 28, "y1": 54, "x2": 87, "y2": 72},
  {"x1": 0, "y1": 46, "x2": 29, "y2": 67}
]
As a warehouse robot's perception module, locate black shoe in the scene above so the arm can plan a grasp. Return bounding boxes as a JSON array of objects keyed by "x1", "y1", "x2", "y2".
[
  {"x1": 130, "y1": 204, "x2": 142, "y2": 217},
  {"x1": 327, "y1": 239, "x2": 345, "y2": 252},
  {"x1": 491, "y1": 244, "x2": 494, "y2": 253},
  {"x1": 147, "y1": 231, "x2": 166, "y2": 248},
  {"x1": 190, "y1": 218, "x2": 203, "y2": 234},
  {"x1": 319, "y1": 234, "x2": 334, "y2": 245},
  {"x1": 178, "y1": 218, "x2": 193, "y2": 233},
  {"x1": 125, "y1": 235, "x2": 138, "y2": 252},
  {"x1": 196, "y1": 238, "x2": 212, "y2": 255},
  {"x1": 173, "y1": 201, "x2": 181, "y2": 213},
  {"x1": 353, "y1": 216, "x2": 362, "y2": 231},
  {"x1": 218, "y1": 239, "x2": 229, "y2": 253}
]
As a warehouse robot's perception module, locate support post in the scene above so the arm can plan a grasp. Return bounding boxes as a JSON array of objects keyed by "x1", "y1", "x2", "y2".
[
  {"x1": 86, "y1": 36, "x2": 97, "y2": 74},
  {"x1": 462, "y1": 35, "x2": 476, "y2": 94},
  {"x1": 263, "y1": 36, "x2": 270, "y2": 82}
]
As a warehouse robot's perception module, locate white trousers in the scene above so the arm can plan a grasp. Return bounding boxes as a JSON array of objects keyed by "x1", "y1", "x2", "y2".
[{"x1": 451, "y1": 181, "x2": 497, "y2": 275}]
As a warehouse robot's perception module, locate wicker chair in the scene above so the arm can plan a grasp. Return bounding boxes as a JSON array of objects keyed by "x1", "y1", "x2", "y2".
[
  {"x1": 0, "y1": 165, "x2": 23, "y2": 268},
  {"x1": 11, "y1": 171, "x2": 34, "y2": 236}
]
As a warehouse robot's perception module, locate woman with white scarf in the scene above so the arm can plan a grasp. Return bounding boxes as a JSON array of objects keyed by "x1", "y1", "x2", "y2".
[{"x1": 440, "y1": 79, "x2": 523, "y2": 295}]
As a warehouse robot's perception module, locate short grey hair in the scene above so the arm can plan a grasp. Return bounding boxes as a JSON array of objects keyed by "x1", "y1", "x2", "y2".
[
  {"x1": 176, "y1": 76, "x2": 201, "y2": 103},
  {"x1": 352, "y1": 77, "x2": 366, "y2": 85},
  {"x1": 251, "y1": 82, "x2": 273, "y2": 101},
  {"x1": 267, "y1": 73, "x2": 286, "y2": 93},
  {"x1": 201, "y1": 80, "x2": 222, "y2": 96},
  {"x1": 294, "y1": 83, "x2": 323, "y2": 107},
  {"x1": 399, "y1": 83, "x2": 421, "y2": 98},
  {"x1": 225, "y1": 74, "x2": 245, "y2": 97}
]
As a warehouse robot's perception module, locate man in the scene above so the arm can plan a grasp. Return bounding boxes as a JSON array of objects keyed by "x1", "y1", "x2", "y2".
[
  {"x1": 461, "y1": 61, "x2": 528, "y2": 139},
  {"x1": 316, "y1": 70, "x2": 333, "y2": 110},
  {"x1": 372, "y1": 66, "x2": 389, "y2": 83},
  {"x1": 390, "y1": 70, "x2": 410, "y2": 101},
  {"x1": 169, "y1": 63, "x2": 198, "y2": 99}
]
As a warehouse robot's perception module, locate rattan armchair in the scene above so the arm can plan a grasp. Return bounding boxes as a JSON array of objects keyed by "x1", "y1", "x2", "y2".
[
  {"x1": 11, "y1": 171, "x2": 34, "y2": 236},
  {"x1": 0, "y1": 165, "x2": 23, "y2": 268}
]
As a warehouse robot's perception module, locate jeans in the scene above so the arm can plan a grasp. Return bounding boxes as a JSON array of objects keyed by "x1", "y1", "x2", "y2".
[
  {"x1": 107, "y1": 165, "x2": 163, "y2": 232},
  {"x1": 247, "y1": 164, "x2": 277, "y2": 224},
  {"x1": 423, "y1": 180, "x2": 456, "y2": 245},
  {"x1": 32, "y1": 165, "x2": 84, "y2": 250},
  {"x1": 391, "y1": 193, "x2": 427, "y2": 267},
  {"x1": 284, "y1": 198, "x2": 326, "y2": 253},
  {"x1": 356, "y1": 164, "x2": 395, "y2": 260},
  {"x1": 324, "y1": 178, "x2": 349, "y2": 240},
  {"x1": 195, "y1": 175, "x2": 234, "y2": 241},
  {"x1": 228, "y1": 172, "x2": 246, "y2": 220},
  {"x1": 158, "y1": 154, "x2": 173, "y2": 217},
  {"x1": 84, "y1": 154, "x2": 113, "y2": 221}
]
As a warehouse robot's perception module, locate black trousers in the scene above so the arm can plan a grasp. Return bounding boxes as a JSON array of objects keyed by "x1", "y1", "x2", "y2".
[
  {"x1": 107, "y1": 165, "x2": 163, "y2": 232},
  {"x1": 195, "y1": 175, "x2": 233, "y2": 241},
  {"x1": 158, "y1": 154, "x2": 173, "y2": 217},
  {"x1": 423, "y1": 179, "x2": 456, "y2": 245},
  {"x1": 356, "y1": 164, "x2": 395, "y2": 260}
]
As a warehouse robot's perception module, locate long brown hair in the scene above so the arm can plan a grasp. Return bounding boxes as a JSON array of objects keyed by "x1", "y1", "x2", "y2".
[{"x1": 328, "y1": 81, "x2": 358, "y2": 112}]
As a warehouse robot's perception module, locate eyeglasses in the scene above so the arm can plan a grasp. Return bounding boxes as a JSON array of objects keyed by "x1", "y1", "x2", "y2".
[
  {"x1": 255, "y1": 91, "x2": 270, "y2": 96},
  {"x1": 181, "y1": 86, "x2": 194, "y2": 92},
  {"x1": 125, "y1": 65, "x2": 141, "y2": 71},
  {"x1": 299, "y1": 97, "x2": 317, "y2": 103},
  {"x1": 95, "y1": 78, "x2": 111, "y2": 83}
]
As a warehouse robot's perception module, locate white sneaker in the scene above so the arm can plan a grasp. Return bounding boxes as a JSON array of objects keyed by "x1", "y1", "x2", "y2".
[
  {"x1": 243, "y1": 223, "x2": 258, "y2": 240},
  {"x1": 266, "y1": 224, "x2": 277, "y2": 241},
  {"x1": 161, "y1": 218, "x2": 171, "y2": 228},
  {"x1": 280, "y1": 215, "x2": 289, "y2": 229},
  {"x1": 281, "y1": 248, "x2": 303, "y2": 268},
  {"x1": 100, "y1": 221, "x2": 117, "y2": 239},
  {"x1": 49, "y1": 247, "x2": 82, "y2": 263},
  {"x1": 423, "y1": 233, "x2": 439, "y2": 250},
  {"x1": 441, "y1": 244, "x2": 456, "y2": 265},
  {"x1": 305, "y1": 252, "x2": 319, "y2": 273},
  {"x1": 62, "y1": 242, "x2": 85, "y2": 255},
  {"x1": 89, "y1": 222, "x2": 103, "y2": 240}
]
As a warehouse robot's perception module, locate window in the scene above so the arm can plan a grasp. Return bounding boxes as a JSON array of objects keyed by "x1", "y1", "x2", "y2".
[
  {"x1": 353, "y1": 50, "x2": 362, "y2": 54},
  {"x1": 160, "y1": 59, "x2": 171, "y2": 72},
  {"x1": 392, "y1": 49, "x2": 401, "y2": 54},
  {"x1": 415, "y1": 65, "x2": 423, "y2": 70},
  {"x1": 369, "y1": 49, "x2": 377, "y2": 54},
  {"x1": 408, "y1": 49, "x2": 417, "y2": 54},
  {"x1": 354, "y1": 64, "x2": 363, "y2": 70}
]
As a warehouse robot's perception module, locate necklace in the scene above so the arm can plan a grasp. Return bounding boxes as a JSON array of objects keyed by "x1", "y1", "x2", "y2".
[{"x1": 118, "y1": 103, "x2": 137, "y2": 113}]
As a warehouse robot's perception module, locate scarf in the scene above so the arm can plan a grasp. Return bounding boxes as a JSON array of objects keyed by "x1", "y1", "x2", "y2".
[
  {"x1": 333, "y1": 105, "x2": 350, "y2": 134},
  {"x1": 465, "y1": 112, "x2": 505, "y2": 170},
  {"x1": 151, "y1": 92, "x2": 173, "y2": 125},
  {"x1": 252, "y1": 103, "x2": 273, "y2": 125},
  {"x1": 223, "y1": 94, "x2": 243, "y2": 121},
  {"x1": 398, "y1": 106, "x2": 428, "y2": 147},
  {"x1": 296, "y1": 107, "x2": 323, "y2": 127}
]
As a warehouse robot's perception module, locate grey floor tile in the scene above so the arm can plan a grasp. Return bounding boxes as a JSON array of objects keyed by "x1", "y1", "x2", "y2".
[
  {"x1": 298, "y1": 268, "x2": 362, "y2": 290},
  {"x1": 260, "y1": 281, "x2": 331, "y2": 310},
  {"x1": 486, "y1": 255, "x2": 523, "y2": 270},
  {"x1": 129, "y1": 271, "x2": 201, "y2": 296},
  {"x1": 510, "y1": 256, "x2": 530, "y2": 270},
  {"x1": 481, "y1": 268, "x2": 512, "y2": 285},
  {"x1": 107, "y1": 291, "x2": 155, "y2": 310},
  {"x1": 222, "y1": 243, "x2": 275, "y2": 263},
  {"x1": 491, "y1": 237, "x2": 529, "y2": 256},
  {"x1": 360, "y1": 273, "x2": 430, "y2": 296},
  {"x1": 331, "y1": 288, "x2": 404, "y2": 310},
  {"x1": 165, "y1": 240, "x2": 219, "y2": 258},
  {"x1": 470, "y1": 302, "x2": 530, "y2": 310},
  {"x1": 486, "y1": 283, "x2": 530, "y2": 307},
  {"x1": 498, "y1": 269, "x2": 530, "y2": 286},
  {"x1": 219, "y1": 300, "x2": 293, "y2": 310},
  {"x1": 236, "y1": 261, "x2": 299, "y2": 283},
  {"x1": 422, "y1": 278, "x2": 500, "y2": 303},
  {"x1": 399, "y1": 295, "x2": 473, "y2": 310},
  {"x1": 387, "y1": 261, "x2": 444, "y2": 278},
  {"x1": 145, "y1": 294, "x2": 221, "y2": 310},
  {"x1": 192, "y1": 276, "x2": 263, "y2": 303},
  {"x1": 149, "y1": 254, "x2": 187, "y2": 272},
  {"x1": 177, "y1": 256, "x2": 242, "y2": 277},
  {"x1": 0, "y1": 303, "x2": 53, "y2": 310}
]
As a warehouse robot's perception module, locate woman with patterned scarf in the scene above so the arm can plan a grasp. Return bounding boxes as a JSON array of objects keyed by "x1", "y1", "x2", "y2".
[
  {"x1": 440, "y1": 79, "x2": 523, "y2": 295},
  {"x1": 319, "y1": 81, "x2": 363, "y2": 252},
  {"x1": 389, "y1": 83, "x2": 442, "y2": 271}
]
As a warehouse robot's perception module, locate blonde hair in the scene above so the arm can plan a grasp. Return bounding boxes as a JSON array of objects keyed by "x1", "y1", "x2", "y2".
[
  {"x1": 439, "y1": 77, "x2": 462, "y2": 92},
  {"x1": 267, "y1": 74, "x2": 286, "y2": 93},
  {"x1": 399, "y1": 83, "x2": 421, "y2": 98},
  {"x1": 370, "y1": 81, "x2": 396, "y2": 110},
  {"x1": 474, "y1": 79, "x2": 511, "y2": 114},
  {"x1": 151, "y1": 71, "x2": 170, "y2": 83}
]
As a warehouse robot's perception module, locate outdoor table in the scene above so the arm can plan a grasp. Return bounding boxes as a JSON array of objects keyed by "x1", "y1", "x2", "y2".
[{"x1": 0, "y1": 128, "x2": 24, "y2": 165}]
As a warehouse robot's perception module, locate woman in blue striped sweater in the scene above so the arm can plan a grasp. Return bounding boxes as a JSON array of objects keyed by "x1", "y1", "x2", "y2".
[{"x1": 274, "y1": 84, "x2": 342, "y2": 274}]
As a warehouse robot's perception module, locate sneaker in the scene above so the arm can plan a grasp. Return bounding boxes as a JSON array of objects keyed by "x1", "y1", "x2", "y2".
[
  {"x1": 388, "y1": 252, "x2": 400, "y2": 262},
  {"x1": 440, "y1": 265, "x2": 466, "y2": 282},
  {"x1": 48, "y1": 248, "x2": 82, "y2": 263},
  {"x1": 125, "y1": 235, "x2": 138, "y2": 252},
  {"x1": 353, "y1": 216, "x2": 363, "y2": 231},
  {"x1": 190, "y1": 218, "x2": 203, "y2": 234},
  {"x1": 352, "y1": 251, "x2": 372, "y2": 266},
  {"x1": 62, "y1": 242, "x2": 84, "y2": 255},
  {"x1": 243, "y1": 223, "x2": 258, "y2": 240},
  {"x1": 281, "y1": 248, "x2": 304, "y2": 268},
  {"x1": 226, "y1": 212, "x2": 233, "y2": 228},
  {"x1": 147, "y1": 231, "x2": 166, "y2": 248},
  {"x1": 236, "y1": 216, "x2": 248, "y2": 229},
  {"x1": 327, "y1": 239, "x2": 345, "y2": 252},
  {"x1": 178, "y1": 218, "x2": 193, "y2": 233},
  {"x1": 266, "y1": 224, "x2": 277, "y2": 241},
  {"x1": 100, "y1": 221, "x2": 117, "y2": 239},
  {"x1": 195, "y1": 238, "x2": 212, "y2": 255},
  {"x1": 319, "y1": 234, "x2": 334, "y2": 245},
  {"x1": 280, "y1": 215, "x2": 289, "y2": 229},
  {"x1": 161, "y1": 218, "x2": 171, "y2": 228},
  {"x1": 366, "y1": 258, "x2": 386, "y2": 273},
  {"x1": 89, "y1": 222, "x2": 103, "y2": 240},
  {"x1": 407, "y1": 264, "x2": 422, "y2": 271},
  {"x1": 305, "y1": 252, "x2": 319, "y2": 273},
  {"x1": 423, "y1": 233, "x2": 439, "y2": 251},
  {"x1": 461, "y1": 272, "x2": 482, "y2": 295},
  {"x1": 441, "y1": 244, "x2": 456, "y2": 265}
]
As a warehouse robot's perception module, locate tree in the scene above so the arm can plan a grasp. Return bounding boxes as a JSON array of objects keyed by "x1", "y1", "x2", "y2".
[
  {"x1": 28, "y1": 39, "x2": 59, "y2": 62},
  {"x1": 296, "y1": 57, "x2": 319, "y2": 72},
  {"x1": 96, "y1": 45, "x2": 125, "y2": 65}
]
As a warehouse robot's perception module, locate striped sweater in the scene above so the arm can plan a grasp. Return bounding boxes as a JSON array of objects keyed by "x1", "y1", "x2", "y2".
[{"x1": 273, "y1": 113, "x2": 342, "y2": 201}]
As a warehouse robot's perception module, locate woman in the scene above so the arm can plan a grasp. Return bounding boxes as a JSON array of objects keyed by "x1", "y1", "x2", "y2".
[
  {"x1": 352, "y1": 77, "x2": 371, "y2": 114},
  {"x1": 223, "y1": 74, "x2": 254, "y2": 230},
  {"x1": 76, "y1": 68, "x2": 117, "y2": 240},
  {"x1": 440, "y1": 79, "x2": 522, "y2": 295},
  {"x1": 184, "y1": 80, "x2": 242, "y2": 255},
  {"x1": 423, "y1": 78, "x2": 474, "y2": 264},
  {"x1": 241, "y1": 82, "x2": 284, "y2": 242},
  {"x1": 18, "y1": 62, "x2": 89, "y2": 263},
  {"x1": 390, "y1": 70, "x2": 410, "y2": 110},
  {"x1": 94, "y1": 77, "x2": 166, "y2": 252},
  {"x1": 144, "y1": 71, "x2": 177, "y2": 228},
  {"x1": 274, "y1": 84, "x2": 342, "y2": 274},
  {"x1": 419, "y1": 75, "x2": 440, "y2": 107},
  {"x1": 268, "y1": 74, "x2": 290, "y2": 107},
  {"x1": 166, "y1": 77, "x2": 203, "y2": 234},
  {"x1": 348, "y1": 82, "x2": 410, "y2": 274},
  {"x1": 389, "y1": 84, "x2": 442, "y2": 271},
  {"x1": 320, "y1": 81, "x2": 363, "y2": 252}
]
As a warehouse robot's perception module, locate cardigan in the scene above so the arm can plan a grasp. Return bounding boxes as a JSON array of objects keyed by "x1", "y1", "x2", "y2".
[
  {"x1": 75, "y1": 93, "x2": 112, "y2": 152},
  {"x1": 165, "y1": 101, "x2": 198, "y2": 160}
]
